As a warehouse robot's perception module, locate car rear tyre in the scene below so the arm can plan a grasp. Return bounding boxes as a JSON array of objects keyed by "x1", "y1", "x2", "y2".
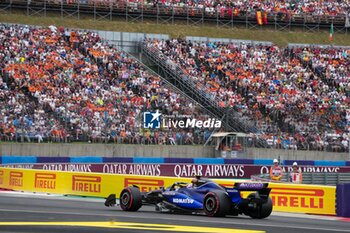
[
  {"x1": 120, "y1": 187, "x2": 142, "y2": 211},
  {"x1": 203, "y1": 191, "x2": 231, "y2": 217},
  {"x1": 247, "y1": 193, "x2": 273, "y2": 219}
]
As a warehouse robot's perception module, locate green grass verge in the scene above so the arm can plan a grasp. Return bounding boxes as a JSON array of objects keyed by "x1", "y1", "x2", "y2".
[{"x1": 0, "y1": 12, "x2": 349, "y2": 47}]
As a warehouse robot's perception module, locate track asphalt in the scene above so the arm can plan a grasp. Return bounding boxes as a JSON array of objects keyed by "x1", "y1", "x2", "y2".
[{"x1": 0, "y1": 192, "x2": 349, "y2": 233}]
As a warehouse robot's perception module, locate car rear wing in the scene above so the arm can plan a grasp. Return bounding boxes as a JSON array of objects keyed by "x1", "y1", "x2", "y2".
[
  {"x1": 234, "y1": 182, "x2": 269, "y2": 191},
  {"x1": 234, "y1": 182, "x2": 271, "y2": 201}
]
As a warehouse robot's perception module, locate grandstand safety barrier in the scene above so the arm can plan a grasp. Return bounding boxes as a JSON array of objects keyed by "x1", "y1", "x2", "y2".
[
  {"x1": 251, "y1": 173, "x2": 350, "y2": 186},
  {"x1": 0, "y1": 0, "x2": 348, "y2": 34},
  {"x1": 0, "y1": 167, "x2": 336, "y2": 215},
  {"x1": 185, "y1": 36, "x2": 273, "y2": 46},
  {"x1": 288, "y1": 43, "x2": 350, "y2": 50}
]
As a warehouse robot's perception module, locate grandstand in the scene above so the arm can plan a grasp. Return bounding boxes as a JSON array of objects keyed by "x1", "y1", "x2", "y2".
[
  {"x1": 0, "y1": 24, "x2": 221, "y2": 145},
  {"x1": 142, "y1": 38, "x2": 350, "y2": 151},
  {"x1": 0, "y1": 0, "x2": 349, "y2": 32},
  {"x1": 0, "y1": 1, "x2": 350, "y2": 153}
]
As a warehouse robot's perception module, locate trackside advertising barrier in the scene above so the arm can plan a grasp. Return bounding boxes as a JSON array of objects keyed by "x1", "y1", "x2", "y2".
[
  {"x1": 3, "y1": 163, "x2": 350, "y2": 179},
  {"x1": 262, "y1": 183, "x2": 334, "y2": 214},
  {"x1": 0, "y1": 167, "x2": 335, "y2": 215},
  {"x1": 0, "y1": 167, "x2": 190, "y2": 197}
]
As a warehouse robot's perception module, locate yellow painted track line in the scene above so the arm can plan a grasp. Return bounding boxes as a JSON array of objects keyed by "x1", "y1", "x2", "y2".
[{"x1": 0, "y1": 221, "x2": 264, "y2": 233}]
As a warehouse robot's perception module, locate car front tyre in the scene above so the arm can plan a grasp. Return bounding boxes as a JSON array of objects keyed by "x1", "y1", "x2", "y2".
[{"x1": 120, "y1": 187, "x2": 142, "y2": 211}]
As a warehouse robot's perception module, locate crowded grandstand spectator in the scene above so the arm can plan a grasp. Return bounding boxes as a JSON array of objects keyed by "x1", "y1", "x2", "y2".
[
  {"x1": 1, "y1": 23, "x2": 349, "y2": 152},
  {"x1": 0, "y1": 24, "x2": 216, "y2": 145},
  {"x1": 0, "y1": 75, "x2": 64, "y2": 143},
  {"x1": 144, "y1": 38, "x2": 350, "y2": 151}
]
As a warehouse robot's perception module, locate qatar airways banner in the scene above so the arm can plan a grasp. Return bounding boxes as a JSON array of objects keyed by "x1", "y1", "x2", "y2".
[{"x1": 3, "y1": 163, "x2": 350, "y2": 178}]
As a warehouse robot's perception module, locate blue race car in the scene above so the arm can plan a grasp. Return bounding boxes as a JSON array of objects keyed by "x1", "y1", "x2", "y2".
[{"x1": 104, "y1": 177, "x2": 273, "y2": 219}]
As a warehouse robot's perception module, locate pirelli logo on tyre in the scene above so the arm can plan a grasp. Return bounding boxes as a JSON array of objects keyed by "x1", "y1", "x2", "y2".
[
  {"x1": 35, "y1": 173, "x2": 56, "y2": 189},
  {"x1": 9, "y1": 171, "x2": 23, "y2": 187},
  {"x1": 0, "y1": 170, "x2": 4, "y2": 185},
  {"x1": 72, "y1": 175, "x2": 101, "y2": 193},
  {"x1": 271, "y1": 187, "x2": 324, "y2": 209},
  {"x1": 124, "y1": 178, "x2": 164, "y2": 192}
]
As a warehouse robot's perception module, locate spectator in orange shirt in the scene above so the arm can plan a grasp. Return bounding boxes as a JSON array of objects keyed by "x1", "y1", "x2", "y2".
[{"x1": 270, "y1": 159, "x2": 283, "y2": 181}]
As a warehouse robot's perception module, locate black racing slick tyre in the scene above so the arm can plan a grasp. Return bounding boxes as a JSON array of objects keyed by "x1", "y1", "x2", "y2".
[
  {"x1": 259, "y1": 197, "x2": 273, "y2": 219},
  {"x1": 203, "y1": 191, "x2": 231, "y2": 217},
  {"x1": 247, "y1": 193, "x2": 273, "y2": 219},
  {"x1": 119, "y1": 187, "x2": 142, "y2": 211}
]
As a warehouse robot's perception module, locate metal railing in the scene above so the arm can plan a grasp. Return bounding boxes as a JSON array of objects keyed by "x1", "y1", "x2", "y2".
[
  {"x1": 0, "y1": 0, "x2": 349, "y2": 33},
  {"x1": 252, "y1": 173, "x2": 350, "y2": 186}
]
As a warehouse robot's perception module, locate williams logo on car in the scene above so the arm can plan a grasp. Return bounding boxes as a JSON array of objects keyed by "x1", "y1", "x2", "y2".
[
  {"x1": 124, "y1": 178, "x2": 164, "y2": 192},
  {"x1": 34, "y1": 173, "x2": 56, "y2": 189},
  {"x1": 72, "y1": 175, "x2": 101, "y2": 193},
  {"x1": 9, "y1": 171, "x2": 23, "y2": 187}
]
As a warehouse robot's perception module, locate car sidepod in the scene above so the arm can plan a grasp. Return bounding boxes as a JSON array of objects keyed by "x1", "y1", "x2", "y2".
[{"x1": 163, "y1": 191, "x2": 203, "y2": 209}]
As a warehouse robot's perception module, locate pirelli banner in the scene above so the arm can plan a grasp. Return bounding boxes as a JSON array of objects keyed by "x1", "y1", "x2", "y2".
[
  {"x1": 268, "y1": 183, "x2": 332, "y2": 214},
  {"x1": 0, "y1": 167, "x2": 189, "y2": 198},
  {"x1": 0, "y1": 167, "x2": 335, "y2": 215}
]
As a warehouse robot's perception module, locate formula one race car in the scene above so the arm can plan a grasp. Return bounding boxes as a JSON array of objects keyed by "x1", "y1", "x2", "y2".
[
  {"x1": 105, "y1": 177, "x2": 273, "y2": 219},
  {"x1": 105, "y1": 179, "x2": 272, "y2": 218}
]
